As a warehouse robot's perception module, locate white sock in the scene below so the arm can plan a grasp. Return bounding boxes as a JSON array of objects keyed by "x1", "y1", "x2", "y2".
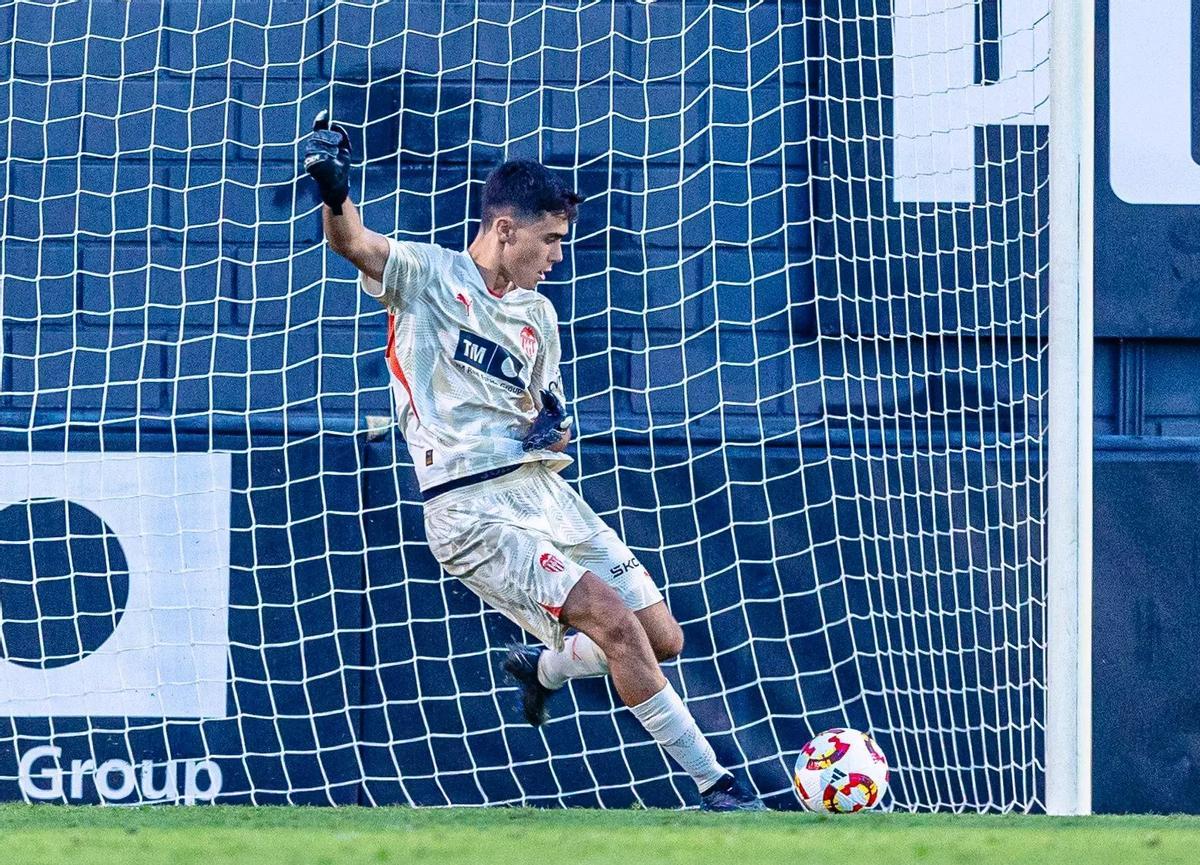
[
  {"x1": 537, "y1": 633, "x2": 609, "y2": 690},
  {"x1": 628, "y1": 682, "x2": 726, "y2": 792}
]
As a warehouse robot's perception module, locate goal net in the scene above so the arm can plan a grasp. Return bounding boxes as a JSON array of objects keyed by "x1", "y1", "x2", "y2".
[{"x1": 0, "y1": 0, "x2": 1059, "y2": 811}]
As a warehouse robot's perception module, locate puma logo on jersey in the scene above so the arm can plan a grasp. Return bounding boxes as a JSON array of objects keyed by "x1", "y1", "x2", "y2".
[
  {"x1": 453, "y1": 329, "x2": 526, "y2": 392},
  {"x1": 455, "y1": 292, "x2": 472, "y2": 315}
]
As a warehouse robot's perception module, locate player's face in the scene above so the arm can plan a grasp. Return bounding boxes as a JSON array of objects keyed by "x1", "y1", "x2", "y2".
[{"x1": 502, "y1": 212, "x2": 569, "y2": 289}]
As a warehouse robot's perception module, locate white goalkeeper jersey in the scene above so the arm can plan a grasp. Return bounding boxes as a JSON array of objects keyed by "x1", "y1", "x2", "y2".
[{"x1": 360, "y1": 238, "x2": 572, "y2": 492}]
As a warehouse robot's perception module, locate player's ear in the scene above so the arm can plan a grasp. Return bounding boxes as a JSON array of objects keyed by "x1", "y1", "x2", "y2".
[{"x1": 493, "y1": 215, "x2": 514, "y2": 244}]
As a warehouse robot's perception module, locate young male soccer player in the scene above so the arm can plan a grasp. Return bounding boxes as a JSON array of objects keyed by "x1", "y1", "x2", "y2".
[{"x1": 304, "y1": 112, "x2": 764, "y2": 811}]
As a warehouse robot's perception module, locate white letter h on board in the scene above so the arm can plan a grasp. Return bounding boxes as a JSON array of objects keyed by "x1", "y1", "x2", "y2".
[{"x1": 891, "y1": 0, "x2": 1049, "y2": 203}]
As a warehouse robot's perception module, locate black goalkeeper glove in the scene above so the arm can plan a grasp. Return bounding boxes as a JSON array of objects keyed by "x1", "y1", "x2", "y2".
[
  {"x1": 522, "y1": 389, "x2": 573, "y2": 451},
  {"x1": 303, "y1": 110, "x2": 351, "y2": 215}
]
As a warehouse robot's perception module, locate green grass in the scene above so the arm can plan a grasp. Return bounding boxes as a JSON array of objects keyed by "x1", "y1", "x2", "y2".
[{"x1": 0, "y1": 805, "x2": 1197, "y2": 865}]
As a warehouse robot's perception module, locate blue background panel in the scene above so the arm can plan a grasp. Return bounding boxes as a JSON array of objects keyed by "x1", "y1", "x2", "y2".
[
  {"x1": 1093, "y1": 445, "x2": 1200, "y2": 814},
  {"x1": 0, "y1": 429, "x2": 366, "y2": 806}
]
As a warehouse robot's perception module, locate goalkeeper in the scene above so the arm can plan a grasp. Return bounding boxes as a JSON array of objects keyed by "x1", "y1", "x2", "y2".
[{"x1": 304, "y1": 113, "x2": 763, "y2": 811}]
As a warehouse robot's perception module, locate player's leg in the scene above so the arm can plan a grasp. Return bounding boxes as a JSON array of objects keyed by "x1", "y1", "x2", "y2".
[
  {"x1": 557, "y1": 570, "x2": 664, "y2": 704},
  {"x1": 467, "y1": 467, "x2": 761, "y2": 808},
  {"x1": 533, "y1": 600, "x2": 680, "y2": 691},
  {"x1": 633, "y1": 600, "x2": 684, "y2": 661},
  {"x1": 559, "y1": 571, "x2": 761, "y2": 809},
  {"x1": 533, "y1": 527, "x2": 678, "y2": 689}
]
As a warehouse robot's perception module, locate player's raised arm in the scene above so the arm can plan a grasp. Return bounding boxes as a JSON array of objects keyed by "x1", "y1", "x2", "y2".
[{"x1": 303, "y1": 110, "x2": 390, "y2": 287}]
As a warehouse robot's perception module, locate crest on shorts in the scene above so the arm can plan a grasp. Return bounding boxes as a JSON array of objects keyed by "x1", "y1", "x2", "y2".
[
  {"x1": 520, "y1": 325, "x2": 539, "y2": 359},
  {"x1": 539, "y1": 552, "x2": 565, "y2": 573}
]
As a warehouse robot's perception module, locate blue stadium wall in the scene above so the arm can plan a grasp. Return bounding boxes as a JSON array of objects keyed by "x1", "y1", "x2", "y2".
[
  {"x1": 1091, "y1": 0, "x2": 1200, "y2": 815},
  {"x1": 0, "y1": 0, "x2": 1196, "y2": 812}
]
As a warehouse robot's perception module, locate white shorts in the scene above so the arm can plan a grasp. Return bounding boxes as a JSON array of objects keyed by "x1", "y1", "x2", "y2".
[{"x1": 423, "y1": 462, "x2": 664, "y2": 650}]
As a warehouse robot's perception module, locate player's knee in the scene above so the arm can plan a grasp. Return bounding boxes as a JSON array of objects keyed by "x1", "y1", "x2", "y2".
[
  {"x1": 653, "y1": 624, "x2": 684, "y2": 662},
  {"x1": 593, "y1": 609, "x2": 641, "y2": 656}
]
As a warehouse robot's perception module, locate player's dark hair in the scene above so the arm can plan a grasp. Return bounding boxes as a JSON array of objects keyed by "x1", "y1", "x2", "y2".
[{"x1": 480, "y1": 159, "x2": 584, "y2": 226}]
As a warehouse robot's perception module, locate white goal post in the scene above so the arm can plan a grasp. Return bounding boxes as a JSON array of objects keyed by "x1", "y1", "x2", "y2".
[{"x1": 1046, "y1": 0, "x2": 1095, "y2": 817}]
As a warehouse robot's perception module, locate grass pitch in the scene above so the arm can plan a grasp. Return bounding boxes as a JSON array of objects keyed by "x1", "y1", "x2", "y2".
[{"x1": 0, "y1": 805, "x2": 1197, "y2": 865}]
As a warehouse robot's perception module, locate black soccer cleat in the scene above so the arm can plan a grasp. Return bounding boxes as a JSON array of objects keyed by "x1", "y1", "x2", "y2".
[
  {"x1": 699, "y1": 774, "x2": 768, "y2": 812},
  {"x1": 503, "y1": 644, "x2": 554, "y2": 726}
]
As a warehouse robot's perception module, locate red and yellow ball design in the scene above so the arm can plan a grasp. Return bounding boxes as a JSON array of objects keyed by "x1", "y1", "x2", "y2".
[
  {"x1": 822, "y1": 772, "x2": 880, "y2": 813},
  {"x1": 793, "y1": 727, "x2": 890, "y2": 813}
]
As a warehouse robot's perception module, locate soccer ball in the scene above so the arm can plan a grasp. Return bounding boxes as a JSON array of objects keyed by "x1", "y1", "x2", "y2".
[{"x1": 792, "y1": 728, "x2": 889, "y2": 813}]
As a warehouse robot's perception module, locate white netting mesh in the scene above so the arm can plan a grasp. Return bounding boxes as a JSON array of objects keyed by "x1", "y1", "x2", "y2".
[{"x1": 0, "y1": 0, "x2": 1049, "y2": 810}]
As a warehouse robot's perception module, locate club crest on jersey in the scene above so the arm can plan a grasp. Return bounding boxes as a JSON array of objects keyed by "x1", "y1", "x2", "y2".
[
  {"x1": 453, "y1": 329, "x2": 526, "y2": 392},
  {"x1": 520, "y1": 325, "x2": 538, "y2": 359}
]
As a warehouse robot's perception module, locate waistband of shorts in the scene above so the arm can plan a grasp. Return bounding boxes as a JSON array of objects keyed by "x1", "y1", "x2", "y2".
[{"x1": 421, "y1": 463, "x2": 525, "y2": 503}]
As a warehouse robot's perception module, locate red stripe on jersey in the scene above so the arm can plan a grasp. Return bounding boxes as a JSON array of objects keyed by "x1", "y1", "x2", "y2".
[
  {"x1": 538, "y1": 602, "x2": 563, "y2": 620},
  {"x1": 385, "y1": 313, "x2": 420, "y2": 423}
]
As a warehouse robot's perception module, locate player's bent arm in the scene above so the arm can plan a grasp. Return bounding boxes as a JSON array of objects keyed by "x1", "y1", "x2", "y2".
[{"x1": 323, "y1": 198, "x2": 390, "y2": 289}]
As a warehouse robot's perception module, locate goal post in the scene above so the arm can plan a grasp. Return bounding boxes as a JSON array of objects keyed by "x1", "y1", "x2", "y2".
[{"x1": 1046, "y1": 0, "x2": 1095, "y2": 817}]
